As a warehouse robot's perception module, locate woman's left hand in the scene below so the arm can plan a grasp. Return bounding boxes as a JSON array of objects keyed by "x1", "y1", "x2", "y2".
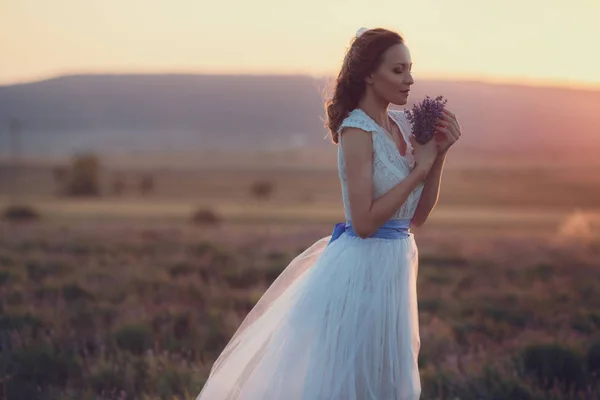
[{"x1": 434, "y1": 108, "x2": 462, "y2": 155}]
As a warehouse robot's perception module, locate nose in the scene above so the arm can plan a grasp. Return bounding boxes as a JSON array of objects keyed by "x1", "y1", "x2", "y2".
[{"x1": 405, "y1": 72, "x2": 414, "y2": 86}]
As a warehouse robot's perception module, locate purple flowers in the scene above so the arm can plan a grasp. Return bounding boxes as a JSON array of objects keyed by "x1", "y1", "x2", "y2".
[{"x1": 405, "y1": 95, "x2": 448, "y2": 145}]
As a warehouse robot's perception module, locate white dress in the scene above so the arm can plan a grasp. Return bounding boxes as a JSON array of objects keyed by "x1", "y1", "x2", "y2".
[{"x1": 197, "y1": 108, "x2": 425, "y2": 400}]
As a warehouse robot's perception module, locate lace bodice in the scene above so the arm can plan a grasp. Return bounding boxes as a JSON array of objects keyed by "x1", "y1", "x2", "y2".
[{"x1": 337, "y1": 108, "x2": 425, "y2": 222}]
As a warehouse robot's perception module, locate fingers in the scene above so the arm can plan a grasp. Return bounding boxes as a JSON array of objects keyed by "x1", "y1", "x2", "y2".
[
  {"x1": 436, "y1": 120, "x2": 459, "y2": 140},
  {"x1": 435, "y1": 126, "x2": 457, "y2": 143},
  {"x1": 442, "y1": 109, "x2": 459, "y2": 125},
  {"x1": 409, "y1": 135, "x2": 421, "y2": 147},
  {"x1": 439, "y1": 113, "x2": 459, "y2": 130},
  {"x1": 441, "y1": 109, "x2": 461, "y2": 133},
  {"x1": 437, "y1": 114, "x2": 461, "y2": 139},
  {"x1": 442, "y1": 108, "x2": 455, "y2": 119}
]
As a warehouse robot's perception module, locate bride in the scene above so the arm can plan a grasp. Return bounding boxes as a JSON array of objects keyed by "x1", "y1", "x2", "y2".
[{"x1": 197, "y1": 27, "x2": 462, "y2": 400}]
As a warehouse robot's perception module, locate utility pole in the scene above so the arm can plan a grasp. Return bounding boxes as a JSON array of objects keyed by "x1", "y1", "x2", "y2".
[{"x1": 8, "y1": 118, "x2": 22, "y2": 205}]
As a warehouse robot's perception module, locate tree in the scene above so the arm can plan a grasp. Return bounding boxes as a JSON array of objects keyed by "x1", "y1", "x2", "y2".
[
  {"x1": 138, "y1": 174, "x2": 154, "y2": 195},
  {"x1": 250, "y1": 180, "x2": 274, "y2": 200},
  {"x1": 63, "y1": 153, "x2": 102, "y2": 197}
]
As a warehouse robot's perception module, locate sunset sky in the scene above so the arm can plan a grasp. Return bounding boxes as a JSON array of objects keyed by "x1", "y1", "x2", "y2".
[{"x1": 1, "y1": 0, "x2": 599, "y2": 88}]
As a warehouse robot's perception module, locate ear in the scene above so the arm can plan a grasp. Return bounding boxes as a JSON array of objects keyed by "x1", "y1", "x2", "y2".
[{"x1": 364, "y1": 74, "x2": 374, "y2": 85}]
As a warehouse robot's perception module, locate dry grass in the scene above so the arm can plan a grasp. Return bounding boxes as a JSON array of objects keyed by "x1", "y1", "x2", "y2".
[
  {"x1": 1, "y1": 162, "x2": 600, "y2": 399},
  {"x1": 3, "y1": 161, "x2": 600, "y2": 209}
]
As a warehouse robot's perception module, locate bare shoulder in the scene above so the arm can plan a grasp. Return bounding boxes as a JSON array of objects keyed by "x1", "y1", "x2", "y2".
[
  {"x1": 340, "y1": 127, "x2": 374, "y2": 151},
  {"x1": 340, "y1": 127, "x2": 374, "y2": 170}
]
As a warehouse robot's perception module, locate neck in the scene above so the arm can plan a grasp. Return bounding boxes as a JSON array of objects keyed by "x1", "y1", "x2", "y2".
[{"x1": 357, "y1": 92, "x2": 390, "y2": 128}]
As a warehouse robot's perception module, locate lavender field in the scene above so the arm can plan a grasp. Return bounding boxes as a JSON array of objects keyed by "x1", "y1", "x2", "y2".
[{"x1": 1, "y1": 162, "x2": 600, "y2": 399}]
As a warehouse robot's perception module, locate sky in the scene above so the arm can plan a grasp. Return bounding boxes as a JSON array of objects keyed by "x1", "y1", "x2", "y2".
[{"x1": 1, "y1": 0, "x2": 599, "y2": 88}]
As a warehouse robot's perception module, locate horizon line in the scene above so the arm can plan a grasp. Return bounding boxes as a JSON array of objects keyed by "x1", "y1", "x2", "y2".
[{"x1": 2, "y1": 70, "x2": 599, "y2": 92}]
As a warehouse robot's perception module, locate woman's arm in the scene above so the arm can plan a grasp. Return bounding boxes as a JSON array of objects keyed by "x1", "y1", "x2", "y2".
[
  {"x1": 341, "y1": 128, "x2": 429, "y2": 238},
  {"x1": 411, "y1": 151, "x2": 447, "y2": 228}
]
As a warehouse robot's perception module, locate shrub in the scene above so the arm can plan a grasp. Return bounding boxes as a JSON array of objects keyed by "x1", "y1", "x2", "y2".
[
  {"x1": 250, "y1": 180, "x2": 274, "y2": 200},
  {"x1": 112, "y1": 175, "x2": 126, "y2": 195},
  {"x1": 52, "y1": 165, "x2": 69, "y2": 184},
  {"x1": 26, "y1": 260, "x2": 71, "y2": 282},
  {"x1": 62, "y1": 153, "x2": 101, "y2": 197},
  {"x1": 90, "y1": 366, "x2": 128, "y2": 396},
  {"x1": 521, "y1": 343, "x2": 584, "y2": 392},
  {"x1": 62, "y1": 283, "x2": 94, "y2": 303},
  {"x1": 4, "y1": 345, "x2": 81, "y2": 397},
  {"x1": 0, "y1": 270, "x2": 13, "y2": 285},
  {"x1": 203, "y1": 314, "x2": 229, "y2": 355},
  {"x1": 157, "y1": 367, "x2": 193, "y2": 399},
  {"x1": 0, "y1": 313, "x2": 44, "y2": 333},
  {"x1": 586, "y1": 340, "x2": 600, "y2": 376},
  {"x1": 2, "y1": 204, "x2": 41, "y2": 221},
  {"x1": 168, "y1": 262, "x2": 196, "y2": 278},
  {"x1": 113, "y1": 325, "x2": 153, "y2": 356},
  {"x1": 138, "y1": 174, "x2": 155, "y2": 195},
  {"x1": 191, "y1": 208, "x2": 221, "y2": 226}
]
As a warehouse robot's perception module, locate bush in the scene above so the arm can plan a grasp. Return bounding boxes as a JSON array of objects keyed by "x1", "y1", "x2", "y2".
[
  {"x1": 0, "y1": 270, "x2": 13, "y2": 285},
  {"x1": 34, "y1": 286, "x2": 60, "y2": 302},
  {"x1": 586, "y1": 340, "x2": 600, "y2": 375},
  {"x1": 62, "y1": 153, "x2": 101, "y2": 197},
  {"x1": 157, "y1": 368, "x2": 193, "y2": 399},
  {"x1": 264, "y1": 262, "x2": 285, "y2": 283},
  {"x1": 62, "y1": 283, "x2": 94, "y2": 303},
  {"x1": 138, "y1": 174, "x2": 155, "y2": 195},
  {"x1": 191, "y1": 208, "x2": 221, "y2": 226},
  {"x1": 223, "y1": 265, "x2": 261, "y2": 289},
  {"x1": 168, "y1": 262, "x2": 196, "y2": 278},
  {"x1": 0, "y1": 313, "x2": 44, "y2": 333},
  {"x1": 521, "y1": 343, "x2": 584, "y2": 392},
  {"x1": 250, "y1": 180, "x2": 274, "y2": 200},
  {"x1": 203, "y1": 315, "x2": 229, "y2": 355},
  {"x1": 52, "y1": 165, "x2": 69, "y2": 184},
  {"x1": 4, "y1": 345, "x2": 81, "y2": 397},
  {"x1": 26, "y1": 260, "x2": 71, "y2": 282},
  {"x1": 112, "y1": 175, "x2": 126, "y2": 195},
  {"x1": 2, "y1": 204, "x2": 41, "y2": 221},
  {"x1": 113, "y1": 324, "x2": 153, "y2": 356},
  {"x1": 90, "y1": 366, "x2": 128, "y2": 395}
]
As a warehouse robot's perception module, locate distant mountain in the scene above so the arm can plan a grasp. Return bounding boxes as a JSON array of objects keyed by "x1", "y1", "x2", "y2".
[{"x1": 1, "y1": 74, "x2": 599, "y2": 160}]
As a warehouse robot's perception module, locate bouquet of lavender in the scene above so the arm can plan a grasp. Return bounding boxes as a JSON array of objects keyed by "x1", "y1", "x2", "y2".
[{"x1": 405, "y1": 95, "x2": 448, "y2": 145}]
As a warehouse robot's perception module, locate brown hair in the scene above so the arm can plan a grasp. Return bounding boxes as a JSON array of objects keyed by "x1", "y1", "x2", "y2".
[{"x1": 325, "y1": 28, "x2": 404, "y2": 144}]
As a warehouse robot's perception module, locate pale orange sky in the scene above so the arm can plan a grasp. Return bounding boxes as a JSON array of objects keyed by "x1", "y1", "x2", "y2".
[{"x1": 1, "y1": 0, "x2": 599, "y2": 88}]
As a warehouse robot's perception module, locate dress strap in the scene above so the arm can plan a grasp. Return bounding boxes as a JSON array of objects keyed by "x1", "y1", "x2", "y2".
[{"x1": 337, "y1": 109, "x2": 380, "y2": 135}]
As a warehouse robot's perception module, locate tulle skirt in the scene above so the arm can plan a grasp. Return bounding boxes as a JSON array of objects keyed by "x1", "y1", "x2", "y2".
[{"x1": 196, "y1": 231, "x2": 422, "y2": 400}]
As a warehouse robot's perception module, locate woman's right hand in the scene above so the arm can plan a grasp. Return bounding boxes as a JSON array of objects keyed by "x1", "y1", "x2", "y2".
[{"x1": 410, "y1": 135, "x2": 438, "y2": 175}]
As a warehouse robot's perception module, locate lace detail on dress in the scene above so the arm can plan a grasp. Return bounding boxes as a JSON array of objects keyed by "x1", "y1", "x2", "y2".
[
  {"x1": 337, "y1": 109, "x2": 424, "y2": 222},
  {"x1": 336, "y1": 112, "x2": 380, "y2": 135}
]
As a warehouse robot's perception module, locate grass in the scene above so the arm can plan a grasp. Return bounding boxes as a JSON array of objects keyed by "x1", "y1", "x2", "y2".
[
  {"x1": 1, "y1": 216, "x2": 599, "y2": 399},
  {"x1": 1, "y1": 163, "x2": 599, "y2": 398}
]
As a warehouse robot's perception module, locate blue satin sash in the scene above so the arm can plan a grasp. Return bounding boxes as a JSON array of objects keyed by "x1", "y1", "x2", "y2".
[{"x1": 328, "y1": 219, "x2": 411, "y2": 245}]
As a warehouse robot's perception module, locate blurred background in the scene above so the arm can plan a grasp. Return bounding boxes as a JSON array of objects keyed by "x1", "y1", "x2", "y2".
[{"x1": 1, "y1": 1, "x2": 600, "y2": 399}]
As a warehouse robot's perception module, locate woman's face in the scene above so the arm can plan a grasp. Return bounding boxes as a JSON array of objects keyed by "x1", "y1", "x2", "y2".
[{"x1": 367, "y1": 43, "x2": 414, "y2": 106}]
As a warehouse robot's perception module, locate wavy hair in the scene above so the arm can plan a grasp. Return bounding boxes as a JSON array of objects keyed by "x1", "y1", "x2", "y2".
[{"x1": 325, "y1": 28, "x2": 404, "y2": 144}]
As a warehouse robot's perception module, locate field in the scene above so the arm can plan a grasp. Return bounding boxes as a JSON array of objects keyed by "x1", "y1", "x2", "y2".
[{"x1": 1, "y1": 160, "x2": 600, "y2": 399}]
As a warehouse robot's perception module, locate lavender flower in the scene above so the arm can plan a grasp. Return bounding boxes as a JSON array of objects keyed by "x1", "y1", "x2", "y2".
[{"x1": 405, "y1": 95, "x2": 448, "y2": 145}]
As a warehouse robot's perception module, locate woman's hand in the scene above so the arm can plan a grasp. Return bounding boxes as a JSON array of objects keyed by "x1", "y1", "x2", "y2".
[
  {"x1": 434, "y1": 108, "x2": 462, "y2": 154},
  {"x1": 410, "y1": 134, "x2": 438, "y2": 174}
]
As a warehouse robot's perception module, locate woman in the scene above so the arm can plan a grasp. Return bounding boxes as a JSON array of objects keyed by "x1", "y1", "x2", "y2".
[{"x1": 197, "y1": 27, "x2": 462, "y2": 400}]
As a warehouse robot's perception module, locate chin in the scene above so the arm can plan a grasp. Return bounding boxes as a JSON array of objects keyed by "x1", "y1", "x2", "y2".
[{"x1": 391, "y1": 98, "x2": 408, "y2": 106}]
